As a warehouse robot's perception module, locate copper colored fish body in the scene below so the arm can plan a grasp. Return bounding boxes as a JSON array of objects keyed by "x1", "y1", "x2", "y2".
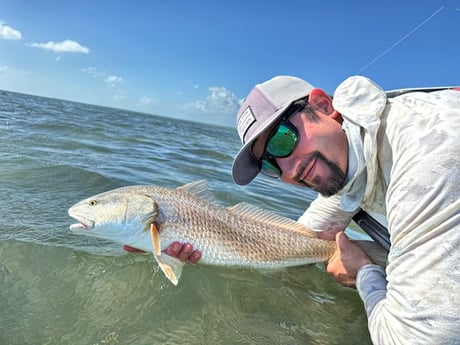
[{"x1": 69, "y1": 180, "x2": 377, "y2": 285}]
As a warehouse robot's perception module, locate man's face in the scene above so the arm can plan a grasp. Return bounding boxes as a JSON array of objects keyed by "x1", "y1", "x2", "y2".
[{"x1": 254, "y1": 109, "x2": 348, "y2": 196}]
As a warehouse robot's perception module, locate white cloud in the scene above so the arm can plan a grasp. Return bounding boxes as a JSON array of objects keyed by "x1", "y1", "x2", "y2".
[
  {"x1": 113, "y1": 92, "x2": 127, "y2": 101},
  {"x1": 140, "y1": 96, "x2": 157, "y2": 106},
  {"x1": 82, "y1": 67, "x2": 126, "y2": 100},
  {"x1": 29, "y1": 39, "x2": 89, "y2": 54},
  {"x1": 105, "y1": 75, "x2": 123, "y2": 88},
  {"x1": 185, "y1": 86, "x2": 242, "y2": 115},
  {"x1": 103, "y1": 75, "x2": 126, "y2": 102},
  {"x1": 0, "y1": 22, "x2": 22, "y2": 40},
  {"x1": 82, "y1": 67, "x2": 105, "y2": 78}
]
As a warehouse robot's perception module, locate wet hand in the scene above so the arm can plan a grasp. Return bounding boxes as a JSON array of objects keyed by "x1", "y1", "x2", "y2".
[
  {"x1": 164, "y1": 241, "x2": 202, "y2": 264},
  {"x1": 326, "y1": 231, "x2": 373, "y2": 288}
]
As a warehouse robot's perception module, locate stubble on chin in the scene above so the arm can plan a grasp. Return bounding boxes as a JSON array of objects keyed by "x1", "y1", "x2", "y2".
[{"x1": 294, "y1": 152, "x2": 346, "y2": 197}]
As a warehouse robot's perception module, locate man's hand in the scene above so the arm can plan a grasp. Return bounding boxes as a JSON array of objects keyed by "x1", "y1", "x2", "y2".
[
  {"x1": 164, "y1": 241, "x2": 202, "y2": 264},
  {"x1": 326, "y1": 231, "x2": 373, "y2": 288}
]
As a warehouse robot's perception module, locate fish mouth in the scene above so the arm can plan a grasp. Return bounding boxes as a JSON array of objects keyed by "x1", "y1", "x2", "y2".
[{"x1": 68, "y1": 210, "x2": 95, "y2": 231}]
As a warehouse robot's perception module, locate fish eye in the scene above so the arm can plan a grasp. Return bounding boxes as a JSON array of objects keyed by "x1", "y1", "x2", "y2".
[{"x1": 88, "y1": 200, "x2": 97, "y2": 206}]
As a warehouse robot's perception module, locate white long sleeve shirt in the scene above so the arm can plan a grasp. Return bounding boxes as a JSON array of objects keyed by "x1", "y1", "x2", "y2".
[{"x1": 298, "y1": 76, "x2": 460, "y2": 344}]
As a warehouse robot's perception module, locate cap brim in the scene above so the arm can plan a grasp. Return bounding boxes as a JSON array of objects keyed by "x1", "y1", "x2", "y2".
[
  {"x1": 232, "y1": 107, "x2": 287, "y2": 185},
  {"x1": 232, "y1": 75, "x2": 314, "y2": 185},
  {"x1": 232, "y1": 143, "x2": 259, "y2": 185}
]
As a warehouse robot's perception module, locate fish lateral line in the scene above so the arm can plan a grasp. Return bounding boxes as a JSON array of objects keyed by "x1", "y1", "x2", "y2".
[{"x1": 68, "y1": 180, "x2": 388, "y2": 286}]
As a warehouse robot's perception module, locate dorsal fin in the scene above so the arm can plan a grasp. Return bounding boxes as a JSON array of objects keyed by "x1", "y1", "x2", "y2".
[
  {"x1": 177, "y1": 180, "x2": 217, "y2": 203},
  {"x1": 228, "y1": 202, "x2": 318, "y2": 238}
]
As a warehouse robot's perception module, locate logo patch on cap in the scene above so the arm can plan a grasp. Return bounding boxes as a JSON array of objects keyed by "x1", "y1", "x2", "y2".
[{"x1": 237, "y1": 106, "x2": 256, "y2": 142}]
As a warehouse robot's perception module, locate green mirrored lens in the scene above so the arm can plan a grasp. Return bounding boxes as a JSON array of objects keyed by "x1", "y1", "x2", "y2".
[
  {"x1": 260, "y1": 159, "x2": 281, "y2": 178},
  {"x1": 266, "y1": 124, "x2": 298, "y2": 157}
]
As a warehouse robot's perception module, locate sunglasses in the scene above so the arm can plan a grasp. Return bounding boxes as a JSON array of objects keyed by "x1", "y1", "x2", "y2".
[{"x1": 256, "y1": 102, "x2": 304, "y2": 178}]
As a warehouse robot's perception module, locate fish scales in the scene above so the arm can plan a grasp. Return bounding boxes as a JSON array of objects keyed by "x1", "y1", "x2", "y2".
[
  {"x1": 69, "y1": 180, "x2": 381, "y2": 285},
  {"x1": 152, "y1": 187, "x2": 335, "y2": 265}
]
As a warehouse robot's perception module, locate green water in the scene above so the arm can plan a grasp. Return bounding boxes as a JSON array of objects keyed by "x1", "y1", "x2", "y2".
[{"x1": 0, "y1": 91, "x2": 371, "y2": 344}]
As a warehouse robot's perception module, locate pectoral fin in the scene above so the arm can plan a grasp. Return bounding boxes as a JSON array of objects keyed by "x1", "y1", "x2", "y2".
[
  {"x1": 155, "y1": 254, "x2": 184, "y2": 286},
  {"x1": 149, "y1": 222, "x2": 184, "y2": 285},
  {"x1": 150, "y1": 223, "x2": 161, "y2": 256}
]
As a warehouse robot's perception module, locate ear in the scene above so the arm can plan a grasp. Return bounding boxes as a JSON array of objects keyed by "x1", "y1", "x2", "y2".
[
  {"x1": 308, "y1": 88, "x2": 342, "y2": 123},
  {"x1": 308, "y1": 88, "x2": 334, "y2": 114}
]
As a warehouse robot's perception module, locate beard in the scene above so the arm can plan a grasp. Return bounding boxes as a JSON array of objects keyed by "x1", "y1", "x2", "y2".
[{"x1": 295, "y1": 152, "x2": 346, "y2": 197}]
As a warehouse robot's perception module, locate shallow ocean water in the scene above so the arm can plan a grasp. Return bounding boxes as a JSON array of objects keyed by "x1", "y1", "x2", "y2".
[{"x1": 0, "y1": 90, "x2": 372, "y2": 344}]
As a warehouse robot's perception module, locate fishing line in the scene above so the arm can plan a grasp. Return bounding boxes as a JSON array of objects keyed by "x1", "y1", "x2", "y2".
[
  {"x1": 356, "y1": 5, "x2": 449, "y2": 74},
  {"x1": 446, "y1": 4, "x2": 460, "y2": 11}
]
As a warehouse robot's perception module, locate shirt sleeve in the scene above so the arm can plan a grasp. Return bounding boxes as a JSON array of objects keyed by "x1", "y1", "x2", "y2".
[
  {"x1": 356, "y1": 264, "x2": 387, "y2": 318},
  {"x1": 358, "y1": 90, "x2": 460, "y2": 344},
  {"x1": 297, "y1": 193, "x2": 356, "y2": 233}
]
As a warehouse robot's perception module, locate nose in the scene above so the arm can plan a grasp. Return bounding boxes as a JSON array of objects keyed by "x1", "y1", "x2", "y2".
[{"x1": 277, "y1": 156, "x2": 298, "y2": 182}]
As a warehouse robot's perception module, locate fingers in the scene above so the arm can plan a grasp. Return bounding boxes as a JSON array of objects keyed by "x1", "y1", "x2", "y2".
[
  {"x1": 188, "y1": 248, "x2": 202, "y2": 264},
  {"x1": 164, "y1": 241, "x2": 201, "y2": 264},
  {"x1": 335, "y1": 231, "x2": 350, "y2": 250},
  {"x1": 177, "y1": 243, "x2": 193, "y2": 262},
  {"x1": 326, "y1": 232, "x2": 358, "y2": 288},
  {"x1": 123, "y1": 245, "x2": 147, "y2": 253},
  {"x1": 164, "y1": 241, "x2": 183, "y2": 256},
  {"x1": 325, "y1": 231, "x2": 373, "y2": 288}
]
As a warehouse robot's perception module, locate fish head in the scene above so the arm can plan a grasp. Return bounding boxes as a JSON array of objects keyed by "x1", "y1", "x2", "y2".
[{"x1": 68, "y1": 186, "x2": 158, "y2": 245}]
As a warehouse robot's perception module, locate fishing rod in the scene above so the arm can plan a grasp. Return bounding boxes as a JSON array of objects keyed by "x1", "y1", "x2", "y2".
[{"x1": 348, "y1": 4, "x2": 460, "y2": 251}]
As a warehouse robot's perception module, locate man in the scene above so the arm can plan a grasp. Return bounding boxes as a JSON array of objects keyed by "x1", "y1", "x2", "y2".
[{"x1": 167, "y1": 75, "x2": 460, "y2": 344}]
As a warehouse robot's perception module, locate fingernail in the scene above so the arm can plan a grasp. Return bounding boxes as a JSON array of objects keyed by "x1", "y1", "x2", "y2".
[
  {"x1": 172, "y1": 242, "x2": 182, "y2": 253},
  {"x1": 182, "y1": 243, "x2": 192, "y2": 254}
]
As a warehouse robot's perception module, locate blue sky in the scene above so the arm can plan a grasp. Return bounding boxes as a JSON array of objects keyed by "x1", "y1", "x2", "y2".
[{"x1": 1, "y1": 1, "x2": 459, "y2": 127}]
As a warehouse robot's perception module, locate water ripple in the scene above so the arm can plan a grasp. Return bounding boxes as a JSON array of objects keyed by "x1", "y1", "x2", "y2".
[{"x1": 0, "y1": 91, "x2": 372, "y2": 345}]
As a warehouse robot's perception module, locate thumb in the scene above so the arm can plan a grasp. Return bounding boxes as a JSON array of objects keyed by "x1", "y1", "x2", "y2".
[{"x1": 335, "y1": 231, "x2": 350, "y2": 251}]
